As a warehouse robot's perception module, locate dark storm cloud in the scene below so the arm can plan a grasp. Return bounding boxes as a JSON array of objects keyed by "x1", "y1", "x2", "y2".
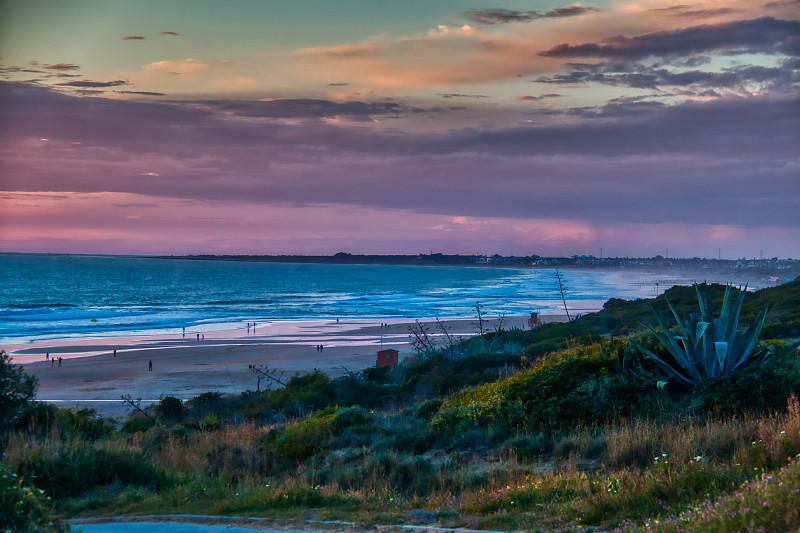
[
  {"x1": 57, "y1": 79, "x2": 128, "y2": 88},
  {"x1": 438, "y1": 93, "x2": 488, "y2": 98},
  {"x1": 765, "y1": 0, "x2": 800, "y2": 7},
  {"x1": 191, "y1": 98, "x2": 413, "y2": 120},
  {"x1": 535, "y1": 59, "x2": 799, "y2": 91},
  {"x1": 116, "y1": 90, "x2": 167, "y2": 96},
  {"x1": 540, "y1": 17, "x2": 800, "y2": 59},
  {"x1": 648, "y1": 5, "x2": 739, "y2": 17},
  {"x1": 1, "y1": 81, "x2": 797, "y2": 228},
  {"x1": 514, "y1": 93, "x2": 564, "y2": 100},
  {"x1": 43, "y1": 63, "x2": 80, "y2": 71},
  {"x1": 462, "y1": 5, "x2": 599, "y2": 25}
]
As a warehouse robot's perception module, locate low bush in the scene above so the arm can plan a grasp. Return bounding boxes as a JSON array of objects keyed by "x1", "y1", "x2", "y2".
[
  {"x1": 686, "y1": 360, "x2": 800, "y2": 416},
  {"x1": 155, "y1": 396, "x2": 185, "y2": 423},
  {"x1": 0, "y1": 465, "x2": 63, "y2": 532},
  {"x1": 433, "y1": 345, "x2": 669, "y2": 434},
  {"x1": 120, "y1": 415, "x2": 155, "y2": 434},
  {"x1": 505, "y1": 433, "x2": 555, "y2": 461},
  {"x1": 8, "y1": 441, "x2": 161, "y2": 499}
]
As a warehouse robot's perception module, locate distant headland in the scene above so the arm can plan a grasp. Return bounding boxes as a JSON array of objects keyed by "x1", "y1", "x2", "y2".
[{"x1": 152, "y1": 252, "x2": 799, "y2": 279}]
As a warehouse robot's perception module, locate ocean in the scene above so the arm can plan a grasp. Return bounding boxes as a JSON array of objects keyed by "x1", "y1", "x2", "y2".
[{"x1": 0, "y1": 253, "x2": 717, "y2": 346}]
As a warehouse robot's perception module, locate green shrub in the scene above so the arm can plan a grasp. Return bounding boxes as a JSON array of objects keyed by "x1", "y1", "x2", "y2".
[
  {"x1": 414, "y1": 398, "x2": 443, "y2": 419},
  {"x1": 155, "y1": 396, "x2": 184, "y2": 423},
  {"x1": 505, "y1": 433, "x2": 555, "y2": 461},
  {"x1": 275, "y1": 410, "x2": 336, "y2": 461},
  {"x1": 363, "y1": 365, "x2": 391, "y2": 384},
  {"x1": 0, "y1": 351, "x2": 37, "y2": 433},
  {"x1": 57, "y1": 408, "x2": 110, "y2": 440},
  {"x1": 521, "y1": 341, "x2": 562, "y2": 360},
  {"x1": 119, "y1": 415, "x2": 155, "y2": 434},
  {"x1": 16, "y1": 405, "x2": 111, "y2": 441},
  {"x1": 686, "y1": 360, "x2": 800, "y2": 416},
  {"x1": 0, "y1": 466, "x2": 63, "y2": 532},
  {"x1": 331, "y1": 407, "x2": 372, "y2": 429},
  {"x1": 9, "y1": 442, "x2": 160, "y2": 499},
  {"x1": 433, "y1": 345, "x2": 674, "y2": 434}
]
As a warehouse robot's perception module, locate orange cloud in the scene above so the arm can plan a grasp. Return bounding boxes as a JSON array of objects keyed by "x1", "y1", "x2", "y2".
[{"x1": 289, "y1": 0, "x2": 777, "y2": 93}]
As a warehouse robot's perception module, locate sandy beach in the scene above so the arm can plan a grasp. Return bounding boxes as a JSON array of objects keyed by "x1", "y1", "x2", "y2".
[{"x1": 8, "y1": 315, "x2": 554, "y2": 418}]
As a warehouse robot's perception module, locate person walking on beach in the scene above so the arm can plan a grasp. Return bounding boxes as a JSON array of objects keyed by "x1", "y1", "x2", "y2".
[
  {"x1": 197, "y1": 333, "x2": 200, "y2": 341},
  {"x1": 45, "y1": 352, "x2": 49, "y2": 361},
  {"x1": 148, "y1": 360, "x2": 152, "y2": 371},
  {"x1": 113, "y1": 349, "x2": 116, "y2": 359},
  {"x1": 58, "y1": 357, "x2": 62, "y2": 367}
]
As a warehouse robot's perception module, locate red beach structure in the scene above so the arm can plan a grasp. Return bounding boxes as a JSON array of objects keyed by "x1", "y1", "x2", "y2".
[{"x1": 376, "y1": 348, "x2": 399, "y2": 367}]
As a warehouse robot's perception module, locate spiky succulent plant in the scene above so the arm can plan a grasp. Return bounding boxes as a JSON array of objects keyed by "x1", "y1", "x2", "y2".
[{"x1": 637, "y1": 283, "x2": 772, "y2": 388}]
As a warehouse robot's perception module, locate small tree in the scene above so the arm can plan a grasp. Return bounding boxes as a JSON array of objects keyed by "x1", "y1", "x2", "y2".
[{"x1": 0, "y1": 350, "x2": 36, "y2": 433}]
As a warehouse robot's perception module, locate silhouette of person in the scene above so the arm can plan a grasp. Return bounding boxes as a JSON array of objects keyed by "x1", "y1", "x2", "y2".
[{"x1": 148, "y1": 360, "x2": 152, "y2": 371}]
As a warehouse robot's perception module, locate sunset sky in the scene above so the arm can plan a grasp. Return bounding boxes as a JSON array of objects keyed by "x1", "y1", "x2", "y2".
[{"x1": 1, "y1": 0, "x2": 798, "y2": 258}]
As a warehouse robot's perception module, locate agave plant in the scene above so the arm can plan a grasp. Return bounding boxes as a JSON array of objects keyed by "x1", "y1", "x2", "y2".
[{"x1": 638, "y1": 283, "x2": 772, "y2": 388}]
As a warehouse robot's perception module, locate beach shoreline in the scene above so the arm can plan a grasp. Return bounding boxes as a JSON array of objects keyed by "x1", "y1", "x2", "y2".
[{"x1": 10, "y1": 315, "x2": 557, "y2": 418}]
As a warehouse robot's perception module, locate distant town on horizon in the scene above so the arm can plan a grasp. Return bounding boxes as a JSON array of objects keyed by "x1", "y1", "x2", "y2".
[{"x1": 151, "y1": 252, "x2": 799, "y2": 277}]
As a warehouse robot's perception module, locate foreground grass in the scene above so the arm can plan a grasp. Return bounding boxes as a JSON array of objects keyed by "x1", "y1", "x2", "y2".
[{"x1": 4, "y1": 396, "x2": 798, "y2": 532}]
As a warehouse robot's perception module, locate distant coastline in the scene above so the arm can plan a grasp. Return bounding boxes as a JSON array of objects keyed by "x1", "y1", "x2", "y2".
[{"x1": 151, "y1": 252, "x2": 800, "y2": 279}]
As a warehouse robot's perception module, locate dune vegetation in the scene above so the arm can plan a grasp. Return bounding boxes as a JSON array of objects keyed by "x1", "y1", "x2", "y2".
[{"x1": 2, "y1": 281, "x2": 800, "y2": 532}]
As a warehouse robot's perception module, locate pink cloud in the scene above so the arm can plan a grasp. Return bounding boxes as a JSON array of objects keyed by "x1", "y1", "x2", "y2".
[{"x1": 2, "y1": 192, "x2": 798, "y2": 258}]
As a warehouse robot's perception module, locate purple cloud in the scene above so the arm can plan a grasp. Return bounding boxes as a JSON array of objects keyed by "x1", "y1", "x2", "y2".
[
  {"x1": 540, "y1": 17, "x2": 800, "y2": 59},
  {"x1": 190, "y1": 98, "x2": 414, "y2": 120},
  {"x1": 535, "y1": 59, "x2": 799, "y2": 91},
  {"x1": 116, "y1": 90, "x2": 166, "y2": 96},
  {"x1": 1, "y1": 81, "x2": 797, "y2": 230},
  {"x1": 43, "y1": 63, "x2": 80, "y2": 71},
  {"x1": 462, "y1": 5, "x2": 599, "y2": 25},
  {"x1": 438, "y1": 93, "x2": 489, "y2": 99},
  {"x1": 57, "y1": 80, "x2": 128, "y2": 88}
]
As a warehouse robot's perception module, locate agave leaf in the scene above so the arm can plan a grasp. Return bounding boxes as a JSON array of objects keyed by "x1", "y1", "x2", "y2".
[
  {"x1": 730, "y1": 305, "x2": 768, "y2": 372},
  {"x1": 646, "y1": 326, "x2": 704, "y2": 384},
  {"x1": 637, "y1": 344, "x2": 698, "y2": 388},
  {"x1": 714, "y1": 285, "x2": 731, "y2": 341},
  {"x1": 696, "y1": 283, "x2": 715, "y2": 324},
  {"x1": 714, "y1": 341, "x2": 728, "y2": 372},
  {"x1": 700, "y1": 333, "x2": 715, "y2": 379},
  {"x1": 695, "y1": 321, "x2": 711, "y2": 341},
  {"x1": 665, "y1": 296, "x2": 691, "y2": 344},
  {"x1": 721, "y1": 285, "x2": 747, "y2": 344}
]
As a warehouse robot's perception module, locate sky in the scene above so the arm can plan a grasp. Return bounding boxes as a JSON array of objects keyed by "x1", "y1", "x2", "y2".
[{"x1": 0, "y1": 0, "x2": 798, "y2": 259}]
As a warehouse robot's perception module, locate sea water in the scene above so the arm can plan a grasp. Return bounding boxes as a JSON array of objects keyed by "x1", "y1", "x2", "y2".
[{"x1": 1, "y1": 253, "x2": 686, "y2": 345}]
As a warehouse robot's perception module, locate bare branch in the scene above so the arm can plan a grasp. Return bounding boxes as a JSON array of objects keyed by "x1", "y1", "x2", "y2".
[
  {"x1": 435, "y1": 317, "x2": 457, "y2": 349},
  {"x1": 556, "y1": 268, "x2": 572, "y2": 321},
  {"x1": 474, "y1": 301, "x2": 486, "y2": 336},
  {"x1": 120, "y1": 394, "x2": 156, "y2": 423},
  {"x1": 408, "y1": 319, "x2": 435, "y2": 354},
  {"x1": 249, "y1": 364, "x2": 287, "y2": 392}
]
